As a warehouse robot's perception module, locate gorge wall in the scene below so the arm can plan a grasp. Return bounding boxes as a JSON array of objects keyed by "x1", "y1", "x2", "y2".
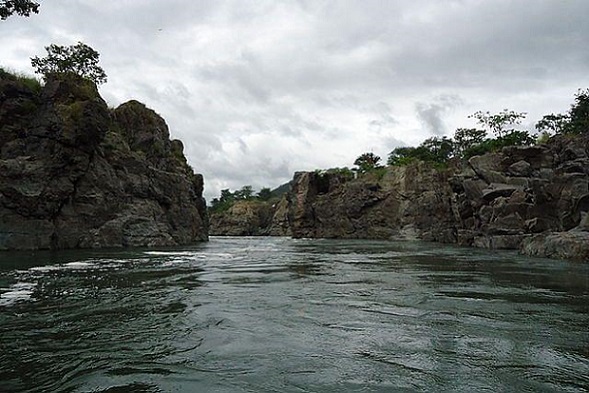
[
  {"x1": 210, "y1": 134, "x2": 589, "y2": 260},
  {"x1": 0, "y1": 72, "x2": 208, "y2": 250},
  {"x1": 281, "y1": 135, "x2": 589, "y2": 260}
]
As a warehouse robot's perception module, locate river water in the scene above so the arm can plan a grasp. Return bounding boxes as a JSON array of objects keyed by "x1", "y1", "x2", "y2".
[{"x1": 0, "y1": 237, "x2": 588, "y2": 392}]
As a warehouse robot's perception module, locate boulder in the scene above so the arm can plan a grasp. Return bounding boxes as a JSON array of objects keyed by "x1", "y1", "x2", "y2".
[
  {"x1": 481, "y1": 183, "x2": 520, "y2": 202},
  {"x1": 520, "y1": 232, "x2": 589, "y2": 261},
  {"x1": 508, "y1": 160, "x2": 532, "y2": 177}
]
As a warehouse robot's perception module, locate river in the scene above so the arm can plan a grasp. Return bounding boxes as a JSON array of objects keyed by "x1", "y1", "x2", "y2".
[{"x1": 0, "y1": 237, "x2": 588, "y2": 392}]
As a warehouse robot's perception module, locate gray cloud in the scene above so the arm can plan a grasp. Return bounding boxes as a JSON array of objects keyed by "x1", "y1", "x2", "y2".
[
  {"x1": 1, "y1": 0, "x2": 588, "y2": 200},
  {"x1": 415, "y1": 95, "x2": 463, "y2": 136}
]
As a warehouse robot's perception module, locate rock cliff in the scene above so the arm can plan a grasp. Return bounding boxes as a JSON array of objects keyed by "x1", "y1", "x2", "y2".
[
  {"x1": 0, "y1": 72, "x2": 208, "y2": 250},
  {"x1": 275, "y1": 135, "x2": 589, "y2": 260},
  {"x1": 284, "y1": 166, "x2": 456, "y2": 242},
  {"x1": 209, "y1": 200, "x2": 275, "y2": 236}
]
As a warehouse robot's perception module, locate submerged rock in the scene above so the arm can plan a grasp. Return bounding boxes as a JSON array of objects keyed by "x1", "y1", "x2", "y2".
[{"x1": 0, "y1": 73, "x2": 208, "y2": 250}]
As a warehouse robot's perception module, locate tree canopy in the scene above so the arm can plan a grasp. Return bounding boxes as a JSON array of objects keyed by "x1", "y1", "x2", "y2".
[
  {"x1": 0, "y1": 0, "x2": 39, "y2": 20},
  {"x1": 535, "y1": 89, "x2": 589, "y2": 135},
  {"x1": 209, "y1": 185, "x2": 279, "y2": 213},
  {"x1": 354, "y1": 152, "x2": 382, "y2": 173},
  {"x1": 469, "y1": 109, "x2": 527, "y2": 138},
  {"x1": 31, "y1": 42, "x2": 107, "y2": 85}
]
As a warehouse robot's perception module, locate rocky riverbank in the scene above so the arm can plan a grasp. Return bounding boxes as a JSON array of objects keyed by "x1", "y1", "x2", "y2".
[
  {"x1": 0, "y1": 72, "x2": 208, "y2": 250},
  {"x1": 210, "y1": 134, "x2": 589, "y2": 260}
]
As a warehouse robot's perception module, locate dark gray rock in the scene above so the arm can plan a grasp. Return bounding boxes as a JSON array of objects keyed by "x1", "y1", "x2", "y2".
[
  {"x1": 268, "y1": 132, "x2": 589, "y2": 260},
  {"x1": 508, "y1": 160, "x2": 532, "y2": 177},
  {"x1": 520, "y1": 232, "x2": 589, "y2": 261},
  {"x1": 0, "y1": 73, "x2": 208, "y2": 250}
]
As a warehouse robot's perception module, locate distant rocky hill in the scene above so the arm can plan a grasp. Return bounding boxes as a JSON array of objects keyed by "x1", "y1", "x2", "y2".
[{"x1": 0, "y1": 72, "x2": 208, "y2": 250}]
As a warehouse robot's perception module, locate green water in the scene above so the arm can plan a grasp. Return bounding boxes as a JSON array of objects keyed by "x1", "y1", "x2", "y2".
[{"x1": 0, "y1": 237, "x2": 588, "y2": 392}]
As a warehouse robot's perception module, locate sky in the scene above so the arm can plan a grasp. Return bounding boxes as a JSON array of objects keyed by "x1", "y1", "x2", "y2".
[{"x1": 1, "y1": 0, "x2": 588, "y2": 201}]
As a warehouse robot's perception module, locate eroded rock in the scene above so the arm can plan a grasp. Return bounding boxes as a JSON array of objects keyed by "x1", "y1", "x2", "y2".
[{"x1": 0, "y1": 73, "x2": 208, "y2": 250}]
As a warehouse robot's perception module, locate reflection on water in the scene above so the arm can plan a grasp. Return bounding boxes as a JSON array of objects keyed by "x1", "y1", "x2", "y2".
[{"x1": 0, "y1": 237, "x2": 588, "y2": 392}]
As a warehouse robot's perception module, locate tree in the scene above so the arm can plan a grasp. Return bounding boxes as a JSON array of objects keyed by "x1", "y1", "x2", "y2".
[
  {"x1": 420, "y1": 136, "x2": 454, "y2": 163},
  {"x1": 219, "y1": 189, "x2": 233, "y2": 203},
  {"x1": 0, "y1": 0, "x2": 39, "y2": 20},
  {"x1": 534, "y1": 89, "x2": 588, "y2": 135},
  {"x1": 354, "y1": 152, "x2": 382, "y2": 173},
  {"x1": 234, "y1": 185, "x2": 254, "y2": 200},
  {"x1": 535, "y1": 113, "x2": 569, "y2": 135},
  {"x1": 453, "y1": 128, "x2": 487, "y2": 156},
  {"x1": 388, "y1": 147, "x2": 417, "y2": 166},
  {"x1": 469, "y1": 109, "x2": 527, "y2": 138},
  {"x1": 257, "y1": 187, "x2": 273, "y2": 201},
  {"x1": 567, "y1": 88, "x2": 589, "y2": 134},
  {"x1": 388, "y1": 137, "x2": 454, "y2": 166},
  {"x1": 31, "y1": 42, "x2": 107, "y2": 85}
]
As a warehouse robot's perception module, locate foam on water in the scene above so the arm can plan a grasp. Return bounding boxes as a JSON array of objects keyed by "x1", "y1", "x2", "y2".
[
  {"x1": 0, "y1": 281, "x2": 37, "y2": 306},
  {"x1": 0, "y1": 237, "x2": 588, "y2": 392}
]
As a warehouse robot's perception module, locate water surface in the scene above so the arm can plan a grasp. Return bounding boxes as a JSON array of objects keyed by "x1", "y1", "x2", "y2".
[{"x1": 1, "y1": 237, "x2": 588, "y2": 392}]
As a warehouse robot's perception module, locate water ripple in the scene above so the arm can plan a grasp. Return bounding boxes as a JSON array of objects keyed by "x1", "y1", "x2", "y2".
[{"x1": 0, "y1": 237, "x2": 588, "y2": 392}]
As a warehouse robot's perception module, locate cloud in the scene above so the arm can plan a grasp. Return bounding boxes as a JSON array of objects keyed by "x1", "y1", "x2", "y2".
[
  {"x1": 415, "y1": 95, "x2": 463, "y2": 136},
  {"x1": 1, "y1": 0, "x2": 588, "y2": 201}
]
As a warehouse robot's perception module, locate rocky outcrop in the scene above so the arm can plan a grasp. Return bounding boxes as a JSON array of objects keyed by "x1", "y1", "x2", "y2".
[
  {"x1": 451, "y1": 135, "x2": 589, "y2": 259},
  {"x1": 276, "y1": 134, "x2": 589, "y2": 260},
  {"x1": 209, "y1": 200, "x2": 275, "y2": 236},
  {"x1": 0, "y1": 73, "x2": 208, "y2": 250},
  {"x1": 284, "y1": 166, "x2": 456, "y2": 242}
]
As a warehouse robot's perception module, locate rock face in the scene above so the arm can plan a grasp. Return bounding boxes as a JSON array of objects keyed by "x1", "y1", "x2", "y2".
[
  {"x1": 0, "y1": 73, "x2": 208, "y2": 250},
  {"x1": 284, "y1": 167, "x2": 456, "y2": 242},
  {"x1": 451, "y1": 137, "x2": 589, "y2": 256},
  {"x1": 275, "y1": 135, "x2": 589, "y2": 260},
  {"x1": 209, "y1": 200, "x2": 275, "y2": 236}
]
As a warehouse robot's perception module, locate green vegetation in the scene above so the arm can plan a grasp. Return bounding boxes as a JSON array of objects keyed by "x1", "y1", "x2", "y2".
[
  {"x1": 353, "y1": 153, "x2": 383, "y2": 174},
  {"x1": 257, "y1": 187, "x2": 273, "y2": 201},
  {"x1": 209, "y1": 185, "x2": 283, "y2": 213},
  {"x1": 0, "y1": 0, "x2": 39, "y2": 20},
  {"x1": 388, "y1": 136, "x2": 454, "y2": 168},
  {"x1": 31, "y1": 42, "x2": 107, "y2": 85},
  {"x1": 0, "y1": 67, "x2": 42, "y2": 93},
  {"x1": 353, "y1": 90, "x2": 588, "y2": 174},
  {"x1": 386, "y1": 109, "x2": 536, "y2": 168},
  {"x1": 469, "y1": 109, "x2": 527, "y2": 138},
  {"x1": 536, "y1": 88, "x2": 589, "y2": 135},
  {"x1": 315, "y1": 167, "x2": 355, "y2": 179}
]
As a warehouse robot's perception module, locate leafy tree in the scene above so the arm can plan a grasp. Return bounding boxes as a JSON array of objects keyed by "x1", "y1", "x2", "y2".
[
  {"x1": 388, "y1": 146, "x2": 424, "y2": 166},
  {"x1": 388, "y1": 137, "x2": 453, "y2": 166},
  {"x1": 534, "y1": 89, "x2": 588, "y2": 135},
  {"x1": 469, "y1": 109, "x2": 527, "y2": 138},
  {"x1": 0, "y1": 0, "x2": 39, "y2": 20},
  {"x1": 453, "y1": 128, "x2": 487, "y2": 155},
  {"x1": 219, "y1": 189, "x2": 234, "y2": 203},
  {"x1": 421, "y1": 136, "x2": 454, "y2": 163},
  {"x1": 567, "y1": 88, "x2": 589, "y2": 134},
  {"x1": 234, "y1": 185, "x2": 254, "y2": 200},
  {"x1": 31, "y1": 42, "x2": 107, "y2": 85},
  {"x1": 354, "y1": 152, "x2": 382, "y2": 173},
  {"x1": 535, "y1": 113, "x2": 569, "y2": 135},
  {"x1": 257, "y1": 187, "x2": 273, "y2": 201},
  {"x1": 462, "y1": 130, "x2": 535, "y2": 159}
]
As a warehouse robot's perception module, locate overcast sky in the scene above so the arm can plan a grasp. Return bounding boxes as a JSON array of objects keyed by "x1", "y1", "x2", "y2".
[{"x1": 1, "y1": 0, "x2": 588, "y2": 201}]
